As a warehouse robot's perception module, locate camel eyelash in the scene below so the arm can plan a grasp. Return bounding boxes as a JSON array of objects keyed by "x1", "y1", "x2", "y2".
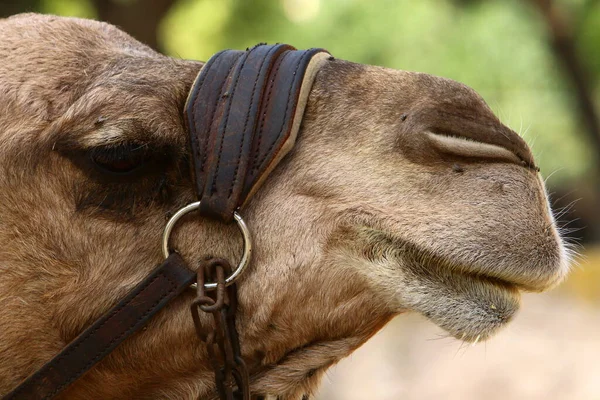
[
  {"x1": 57, "y1": 138, "x2": 175, "y2": 179},
  {"x1": 89, "y1": 142, "x2": 153, "y2": 175}
]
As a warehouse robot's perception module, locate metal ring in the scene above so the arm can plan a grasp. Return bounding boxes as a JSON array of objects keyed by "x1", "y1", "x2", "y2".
[{"x1": 162, "y1": 201, "x2": 252, "y2": 290}]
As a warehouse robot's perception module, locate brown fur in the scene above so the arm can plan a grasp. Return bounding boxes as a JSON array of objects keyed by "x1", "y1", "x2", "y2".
[{"x1": 0, "y1": 14, "x2": 569, "y2": 399}]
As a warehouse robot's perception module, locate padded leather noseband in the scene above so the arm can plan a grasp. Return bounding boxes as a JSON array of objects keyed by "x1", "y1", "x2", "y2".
[{"x1": 185, "y1": 44, "x2": 330, "y2": 221}]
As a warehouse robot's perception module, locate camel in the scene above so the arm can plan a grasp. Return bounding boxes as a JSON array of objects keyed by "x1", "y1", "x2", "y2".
[{"x1": 0, "y1": 13, "x2": 570, "y2": 400}]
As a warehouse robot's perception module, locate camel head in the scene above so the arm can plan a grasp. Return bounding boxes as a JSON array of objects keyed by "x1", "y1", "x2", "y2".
[{"x1": 0, "y1": 14, "x2": 569, "y2": 399}]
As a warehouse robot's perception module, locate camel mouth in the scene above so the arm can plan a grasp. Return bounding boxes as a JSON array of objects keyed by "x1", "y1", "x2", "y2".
[
  {"x1": 350, "y1": 226, "x2": 523, "y2": 343},
  {"x1": 377, "y1": 217, "x2": 568, "y2": 342}
]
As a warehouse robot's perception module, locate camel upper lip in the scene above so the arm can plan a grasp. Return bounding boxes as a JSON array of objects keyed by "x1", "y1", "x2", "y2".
[
  {"x1": 357, "y1": 219, "x2": 566, "y2": 294},
  {"x1": 400, "y1": 236, "x2": 561, "y2": 293},
  {"x1": 421, "y1": 247, "x2": 562, "y2": 293},
  {"x1": 433, "y1": 255, "x2": 564, "y2": 293}
]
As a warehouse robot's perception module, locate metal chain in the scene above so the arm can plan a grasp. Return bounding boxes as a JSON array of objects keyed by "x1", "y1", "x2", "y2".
[{"x1": 191, "y1": 258, "x2": 250, "y2": 400}]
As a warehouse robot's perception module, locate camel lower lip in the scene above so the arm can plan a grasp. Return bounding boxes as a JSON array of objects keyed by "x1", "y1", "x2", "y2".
[{"x1": 400, "y1": 263, "x2": 522, "y2": 343}]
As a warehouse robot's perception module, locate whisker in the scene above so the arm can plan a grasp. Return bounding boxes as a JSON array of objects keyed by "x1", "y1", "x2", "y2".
[{"x1": 543, "y1": 167, "x2": 564, "y2": 185}]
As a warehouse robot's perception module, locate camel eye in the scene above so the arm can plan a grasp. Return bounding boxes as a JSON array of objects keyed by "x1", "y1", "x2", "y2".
[{"x1": 89, "y1": 143, "x2": 149, "y2": 175}]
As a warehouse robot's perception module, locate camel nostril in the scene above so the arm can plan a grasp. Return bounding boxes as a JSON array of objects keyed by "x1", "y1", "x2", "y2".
[
  {"x1": 426, "y1": 131, "x2": 534, "y2": 168},
  {"x1": 421, "y1": 105, "x2": 537, "y2": 170}
]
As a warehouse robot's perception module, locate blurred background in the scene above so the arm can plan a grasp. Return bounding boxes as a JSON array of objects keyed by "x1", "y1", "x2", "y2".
[{"x1": 1, "y1": 0, "x2": 598, "y2": 398}]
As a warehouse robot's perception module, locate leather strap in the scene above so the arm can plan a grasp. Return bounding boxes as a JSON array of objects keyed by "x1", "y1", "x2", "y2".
[
  {"x1": 185, "y1": 44, "x2": 330, "y2": 221},
  {"x1": 3, "y1": 253, "x2": 196, "y2": 400}
]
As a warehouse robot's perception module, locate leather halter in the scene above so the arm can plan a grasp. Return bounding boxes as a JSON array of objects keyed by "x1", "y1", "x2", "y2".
[{"x1": 3, "y1": 44, "x2": 329, "y2": 400}]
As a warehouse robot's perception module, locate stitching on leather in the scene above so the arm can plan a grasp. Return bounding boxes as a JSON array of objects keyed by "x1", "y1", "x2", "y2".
[
  {"x1": 48, "y1": 272, "x2": 177, "y2": 397},
  {"x1": 255, "y1": 52, "x2": 306, "y2": 174},
  {"x1": 252, "y1": 51, "x2": 289, "y2": 172},
  {"x1": 191, "y1": 51, "x2": 226, "y2": 176},
  {"x1": 210, "y1": 52, "x2": 251, "y2": 195},
  {"x1": 198, "y1": 56, "x2": 239, "y2": 175},
  {"x1": 191, "y1": 66, "x2": 212, "y2": 175},
  {"x1": 16, "y1": 271, "x2": 177, "y2": 398},
  {"x1": 228, "y1": 45, "x2": 281, "y2": 198}
]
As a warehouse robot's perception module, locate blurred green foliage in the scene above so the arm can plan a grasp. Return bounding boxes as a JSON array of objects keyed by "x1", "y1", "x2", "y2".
[
  {"x1": 9, "y1": 0, "x2": 600, "y2": 185},
  {"x1": 40, "y1": 0, "x2": 95, "y2": 18}
]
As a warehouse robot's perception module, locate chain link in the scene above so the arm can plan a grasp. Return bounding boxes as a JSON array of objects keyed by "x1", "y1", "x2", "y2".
[{"x1": 191, "y1": 258, "x2": 250, "y2": 400}]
